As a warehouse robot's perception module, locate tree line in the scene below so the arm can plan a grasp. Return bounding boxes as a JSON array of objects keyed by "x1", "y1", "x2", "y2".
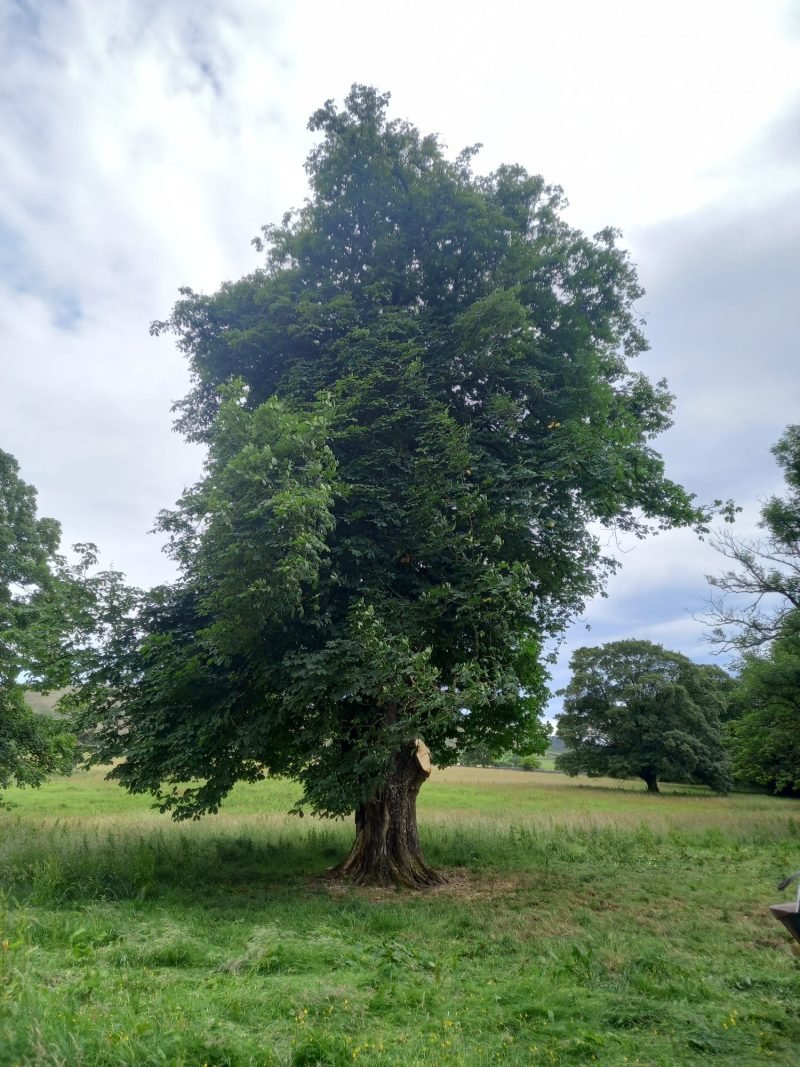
[
  {"x1": 554, "y1": 424, "x2": 800, "y2": 796},
  {"x1": 2, "y1": 87, "x2": 796, "y2": 887}
]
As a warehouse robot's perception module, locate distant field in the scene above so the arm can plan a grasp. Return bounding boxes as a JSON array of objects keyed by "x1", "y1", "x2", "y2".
[
  {"x1": 22, "y1": 690, "x2": 66, "y2": 718},
  {"x1": 1, "y1": 766, "x2": 799, "y2": 1065}
]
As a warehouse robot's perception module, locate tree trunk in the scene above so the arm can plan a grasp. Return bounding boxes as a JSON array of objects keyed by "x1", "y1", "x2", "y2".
[
  {"x1": 643, "y1": 772, "x2": 660, "y2": 794},
  {"x1": 333, "y1": 739, "x2": 445, "y2": 889}
]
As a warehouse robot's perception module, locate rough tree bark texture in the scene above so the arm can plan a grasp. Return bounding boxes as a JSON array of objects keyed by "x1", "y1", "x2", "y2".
[{"x1": 334, "y1": 739, "x2": 445, "y2": 888}]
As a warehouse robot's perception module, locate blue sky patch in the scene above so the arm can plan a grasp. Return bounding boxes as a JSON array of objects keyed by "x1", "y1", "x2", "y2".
[{"x1": 0, "y1": 217, "x2": 82, "y2": 329}]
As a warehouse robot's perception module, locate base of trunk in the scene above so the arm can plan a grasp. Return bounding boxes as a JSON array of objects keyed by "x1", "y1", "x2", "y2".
[
  {"x1": 332, "y1": 740, "x2": 446, "y2": 889},
  {"x1": 333, "y1": 832, "x2": 445, "y2": 889}
]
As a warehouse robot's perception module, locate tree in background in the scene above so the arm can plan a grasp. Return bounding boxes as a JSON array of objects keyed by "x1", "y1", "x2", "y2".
[
  {"x1": 556, "y1": 640, "x2": 733, "y2": 794},
  {"x1": 707, "y1": 425, "x2": 800, "y2": 651},
  {"x1": 0, "y1": 449, "x2": 87, "y2": 803},
  {"x1": 706, "y1": 426, "x2": 800, "y2": 793},
  {"x1": 727, "y1": 612, "x2": 800, "y2": 794},
  {"x1": 76, "y1": 87, "x2": 708, "y2": 886}
]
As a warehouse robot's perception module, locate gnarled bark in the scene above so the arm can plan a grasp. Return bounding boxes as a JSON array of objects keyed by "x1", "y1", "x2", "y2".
[{"x1": 333, "y1": 739, "x2": 445, "y2": 888}]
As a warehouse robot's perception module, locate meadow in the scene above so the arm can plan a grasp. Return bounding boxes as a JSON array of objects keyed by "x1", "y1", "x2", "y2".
[{"x1": 1, "y1": 767, "x2": 799, "y2": 1066}]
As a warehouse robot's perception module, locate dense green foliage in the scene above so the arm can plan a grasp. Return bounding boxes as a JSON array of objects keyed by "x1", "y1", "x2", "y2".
[
  {"x1": 0, "y1": 449, "x2": 84, "y2": 801},
  {"x1": 557, "y1": 640, "x2": 733, "y2": 793},
  {"x1": 1, "y1": 767, "x2": 799, "y2": 1065},
  {"x1": 707, "y1": 426, "x2": 800, "y2": 794},
  {"x1": 77, "y1": 86, "x2": 704, "y2": 829},
  {"x1": 728, "y1": 612, "x2": 800, "y2": 795}
]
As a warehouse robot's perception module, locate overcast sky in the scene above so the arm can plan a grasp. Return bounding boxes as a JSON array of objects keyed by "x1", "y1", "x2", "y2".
[{"x1": 2, "y1": 0, "x2": 799, "y2": 709}]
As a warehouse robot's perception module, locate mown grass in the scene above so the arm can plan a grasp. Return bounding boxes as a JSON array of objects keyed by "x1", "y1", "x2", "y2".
[{"x1": 1, "y1": 767, "x2": 799, "y2": 1065}]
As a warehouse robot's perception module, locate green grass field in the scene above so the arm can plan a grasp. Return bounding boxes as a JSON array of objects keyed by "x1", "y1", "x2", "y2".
[{"x1": 1, "y1": 767, "x2": 799, "y2": 1066}]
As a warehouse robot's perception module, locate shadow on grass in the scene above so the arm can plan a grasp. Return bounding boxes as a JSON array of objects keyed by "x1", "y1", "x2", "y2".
[
  {"x1": 1, "y1": 810, "x2": 762, "y2": 911},
  {"x1": 556, "y1": 778, "x2": 720, "y2": 797},
  {"x1": 0, "y1": 818, "x2": 355, "y2": 906}
]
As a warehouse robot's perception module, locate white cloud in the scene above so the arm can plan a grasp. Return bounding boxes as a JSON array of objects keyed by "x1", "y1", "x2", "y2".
[
  {"x1": 1, "y1": 0, "x2": 797, "y2": 631},
  {"x1": 276, "y1": 0, "x2": 800, "y2": 231}
]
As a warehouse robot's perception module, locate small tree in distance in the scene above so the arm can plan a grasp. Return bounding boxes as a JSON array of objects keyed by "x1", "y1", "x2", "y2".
[
  {"x1": 75, "y1": 87, "x2": 711, "y2": 887},
  {"x1": 556, "y1": 640, "x2": 733, "y2": 794}
]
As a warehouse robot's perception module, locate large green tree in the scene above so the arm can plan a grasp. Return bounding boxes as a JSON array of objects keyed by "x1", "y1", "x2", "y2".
[
  {"x1": 76, "y1": 87, "x2": 707, "y2": 886},
  {"x1": 0, "y1": 449, "x2": 86, "y2": 803},
  {"x1": 706, "y1": 426, "x2": 800, "y2": 793},
  {"x1": 556, "y1": 640, "x2": 733, "y2": 793},
  {"x1": 728, "y1": 611, "x2": 800, "y2": 795}
]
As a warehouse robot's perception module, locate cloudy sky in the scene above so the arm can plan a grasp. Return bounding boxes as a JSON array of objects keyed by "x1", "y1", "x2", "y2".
[{"x1": 2, "y1": 0, "x2": 798, "y2": 707}]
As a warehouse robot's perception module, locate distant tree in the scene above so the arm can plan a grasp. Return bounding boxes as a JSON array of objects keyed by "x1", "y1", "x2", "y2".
[
  {"x1": 726, "y1": 612, "x2": 800, "y2": 795},
  {"x1": 556, "y1": 640, "x2": 733, "y2": 793},
  {"x1": 704, "y1": 426, "x2": 800, "y2": 793},
  {"x1": 707, "y1": 425, "x2": 800, "y2": 651},
  {"x1": 518, "y1": 754, "x2": 542, "y2": 771},
  {"x1": 457, "y1": 741, "x2": 496, "y2": 768},
  {"x1": 0, "y1": 449, "x2": 89, "y2": 803},
  {"x1": 76, "y1": 87, "x2": 707, "y2": 887}
]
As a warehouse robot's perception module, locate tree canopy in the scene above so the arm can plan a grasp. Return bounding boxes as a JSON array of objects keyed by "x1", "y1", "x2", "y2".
[
  {"x1": 706, "y1": 425, "x2": 800, "y2": 794},
  {"x1": 728, "y1": 611, "x2": 800, "y2": 795},
  {"x1": 0, "y1": 449, "x2": 84, "y2": 802},
  {"x1": 556, "y1": 640, "x2": 733, "y2": 793},
  {"x1": 76, "y1": 86, "x2": 707, "y2": 885}
]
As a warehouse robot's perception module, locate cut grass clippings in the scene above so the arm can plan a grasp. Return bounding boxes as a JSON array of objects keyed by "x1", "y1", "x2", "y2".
[{"x1": 1, "y1": 766, "x2": 799, "y2": 1065}]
